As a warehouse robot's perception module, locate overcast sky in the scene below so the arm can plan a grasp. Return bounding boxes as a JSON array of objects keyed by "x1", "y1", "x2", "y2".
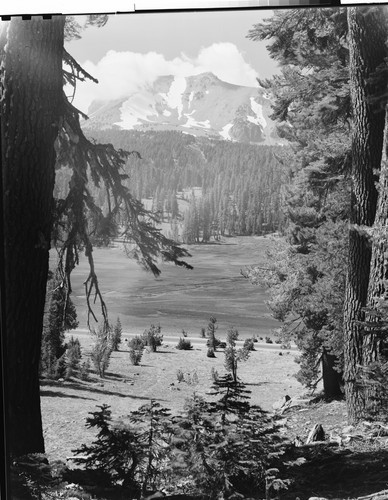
[{"x1": 65, "y1": 9, "x2": 279, "y2": 113}]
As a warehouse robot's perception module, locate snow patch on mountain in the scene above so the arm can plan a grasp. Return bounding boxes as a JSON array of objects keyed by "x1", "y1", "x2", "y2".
[
  {"x1": 248, "y1": 98, "x2": 267, "y2": 129},
  {"x1": 220, "y1": 123, "x2": 233, "y2": 140},
  {"x1": 115, "y1": 93, "x2": 157, "y2": 128},
  {"x1": 188, "y1": 92, "x2": 194, "y2": 109},
  {"x1": 183, "y1": 115, "x2": 211, "y2": 129},
  {"x1": 160, "y1": 76, "x2": 187, "y2": 119}
]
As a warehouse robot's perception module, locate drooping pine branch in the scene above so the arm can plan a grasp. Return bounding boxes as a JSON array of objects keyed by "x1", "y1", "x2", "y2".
[{"x1": 54, "y1": 65, "x2": 192, "y2": 328}]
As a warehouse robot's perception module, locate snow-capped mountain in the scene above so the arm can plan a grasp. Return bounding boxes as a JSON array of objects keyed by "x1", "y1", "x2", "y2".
[{"x1": 82, "y1": 72, "x2": 282, "y2": 145}]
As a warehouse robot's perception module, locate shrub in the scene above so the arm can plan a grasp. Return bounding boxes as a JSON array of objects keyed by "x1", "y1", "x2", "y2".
[
  {"x1": 129, "y1": 348, "x2": 143, "y2": 366},
  {"x1": 181, "y1": 329, "x2": 188, "y2": 338},
  {"x1": 210, "y1": 367, "x2": 219, "y2": 383},
  {"x1": 265, "y1": 336, "x2": 273, "y2": 344},
  {"x1": 176, "y1": 369, "x2": 184, "y2": 383},
  {"x1": 176, "y1": 338, "x2": 192, "y2": 350},
  {"x1": 142, "y1": 324, "x2": 163, "y2": 352},
  {"x1": 185, "y1": 370, "x2": 199, "y2": 385},
  {"x1": 128, "y1": 335, "x2": 145, "y2": 351},
  {"x1": 111, "y1": 317, "x2": 123, "y2": 351},
  {"x1": 207, "y1": 347, "x2": 216, "y2": 358},
  {"x1": 80, "y1": 358, "x2": 91, "y2": 381},
  {"x1": 90, "y1": 326, "x2": 112, "y2": 378},
  {"x1": 243, "y1": 338, "x2": 255, "y2": 352}
]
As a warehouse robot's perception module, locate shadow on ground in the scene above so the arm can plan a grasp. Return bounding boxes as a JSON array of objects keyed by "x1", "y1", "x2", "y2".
[
  {"x1": 40, "y1": 389, "x2": 93, "y2": 400},
  {"x1": 40, "y1": 379, "x2": 164, "y2": 402},
  {"x1": 279, "y1": 444, "x2": 388, "y2": 499}
]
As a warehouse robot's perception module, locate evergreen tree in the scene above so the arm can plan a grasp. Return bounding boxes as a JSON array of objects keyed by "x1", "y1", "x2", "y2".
[
  {"x1": 111, "y1": 317, "x2": 123, "y2": 351},
  {"x1": 41, "y1": 271, "x2": 79, "y2": 377}
]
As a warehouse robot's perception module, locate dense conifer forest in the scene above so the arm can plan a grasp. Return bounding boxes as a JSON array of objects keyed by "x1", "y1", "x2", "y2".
[{"x1": 71, "y1": 129, "x2": 285, "y2": 241}]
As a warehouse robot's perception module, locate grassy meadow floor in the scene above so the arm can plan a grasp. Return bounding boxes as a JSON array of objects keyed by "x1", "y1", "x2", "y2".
[{"x1": 41, "y1": 336, "x2": 301, "y2": 464}]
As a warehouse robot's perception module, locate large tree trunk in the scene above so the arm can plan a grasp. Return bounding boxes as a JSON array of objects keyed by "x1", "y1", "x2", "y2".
[
  {"x1": 344, "y1": 7, "x2": 387, "y2": 423},
  {"x1": 364, "y1": 112, "x2": 388, "y2": 367},
  {"x1": 1, "y1": 17, "x2": 65, "y2": 455}
]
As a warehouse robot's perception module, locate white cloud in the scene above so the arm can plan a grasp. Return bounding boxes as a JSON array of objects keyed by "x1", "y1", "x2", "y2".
[{"x1": 71, "y1": 43, "x2": 259, "y2": 114}]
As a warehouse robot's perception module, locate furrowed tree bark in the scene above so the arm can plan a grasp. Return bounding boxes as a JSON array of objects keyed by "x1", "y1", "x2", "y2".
[
  {"x1": 344, "y1": 7, "x2": 387, "y2": 423},
  {"x1": 1, "y1": 17, "x2": 65, "y2": 455},
  {"x1": 365, "y1": 112, "x2": 388, "y2": 367}
]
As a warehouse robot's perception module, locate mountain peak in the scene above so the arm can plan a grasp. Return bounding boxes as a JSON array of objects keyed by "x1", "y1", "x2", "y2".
[{"x1": 82, "y1": 73, "x2": 283, "y2": 145}]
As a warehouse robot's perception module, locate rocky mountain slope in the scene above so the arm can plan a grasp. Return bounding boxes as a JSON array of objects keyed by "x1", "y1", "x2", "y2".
[{"x1": 82, "y1": 72, "x2": 283, "y2": 145}]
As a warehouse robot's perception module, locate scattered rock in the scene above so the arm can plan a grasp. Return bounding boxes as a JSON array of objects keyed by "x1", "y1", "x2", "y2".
[
  {"x1": 272, "y1": 395, "x2": 291, "y2": 411},
  {"x1": 306, "y1": 424, "x2": 325, "y2": 444}
]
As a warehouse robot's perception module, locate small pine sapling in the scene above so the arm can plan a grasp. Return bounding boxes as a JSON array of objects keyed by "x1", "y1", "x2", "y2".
[
  {"x1": 80, "y1": 358, "x2": 91, "y2": 381},
  {"x1": 65, "y1": 336, "x2": 82, "y2": 379},
  {"x1": 129, "y1": 348, "x2": 143, "y2": 366},
  {"x1": 206, "y1": 316, "x2": 218, "y2": 351},
  {"x1": 90, "y1": 325, "x2": 112, "y2": 378},
  {"x1": 129, "y1": 400, "x2": 173, "y2": 494},
  {"x1": 72, "y1": 404, "x2": 142, "y2": 492},
  {"x1": 111, "y1": 317, "x2": 123, "y2": 351},
  {"x1": 224, "y1": 327, "x2": 250, "y2": 383}
]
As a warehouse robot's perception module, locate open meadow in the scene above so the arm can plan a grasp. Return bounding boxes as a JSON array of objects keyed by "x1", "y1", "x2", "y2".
[{"x1": 67, "y1": 235, "x2": 280, "y2": 339}]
